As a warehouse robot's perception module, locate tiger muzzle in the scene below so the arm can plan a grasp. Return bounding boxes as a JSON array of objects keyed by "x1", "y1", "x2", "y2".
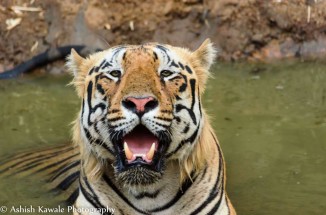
[{"x1": 111, "y1": 123, "x2": 171, "y2": 185}]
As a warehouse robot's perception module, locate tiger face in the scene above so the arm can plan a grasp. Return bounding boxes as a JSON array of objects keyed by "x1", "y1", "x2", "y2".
[{"x1": 68, "y1": 40, "x2": 216, "y2": 187}]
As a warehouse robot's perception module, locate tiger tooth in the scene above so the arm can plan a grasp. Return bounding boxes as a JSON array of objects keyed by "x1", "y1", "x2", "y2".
[
  {"x1": 146, "y1": 142, "x2": 156, "y2": 160},
  {"x1": 124, "y1": 142, "x2": 133, "y2": 160}
]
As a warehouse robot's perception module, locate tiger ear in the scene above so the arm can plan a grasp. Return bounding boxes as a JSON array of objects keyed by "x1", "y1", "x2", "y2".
[
  {"x1": 192, "y1": 39, "x2": 217, "y2": 92},
  {"x1": 66, "y1": 49, "x2": 86, "y2": 97},
  {"x1": 193, "y1": 39, "x2": 217, "y2": 71},
  {"x1": 66, "y1": 49, "x2": 85, "y2": 77}
]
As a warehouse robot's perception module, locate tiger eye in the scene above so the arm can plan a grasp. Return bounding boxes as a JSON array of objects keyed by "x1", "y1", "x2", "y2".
[
  {"x1": 110, "y1": 70, "x2": 121, "y2": 78},
  {"x1": 160, "y1": 70, "x2": 173, "y2": 77}
]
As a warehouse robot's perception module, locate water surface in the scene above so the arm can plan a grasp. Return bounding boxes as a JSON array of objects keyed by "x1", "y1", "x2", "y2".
[
  {"x1": 0, "y1": 61, "x2": 325, "y2": 214},
  {"x1": 207, "y1": 62, "x2": 326, "y2": 214}
]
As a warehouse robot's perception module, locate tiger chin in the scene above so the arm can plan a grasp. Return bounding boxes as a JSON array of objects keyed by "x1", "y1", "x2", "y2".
[{"x1": 66, "y1": 39, "x2": 236, "y2": 215}]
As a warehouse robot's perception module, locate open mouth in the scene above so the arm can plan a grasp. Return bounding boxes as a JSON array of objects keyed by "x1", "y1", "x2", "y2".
[
  {"x1": 114, "y1": 125, "x2": 170, "y2": 172},
  {"x1": 123, "y1": 125, "x2": 158, "y2": 163}
]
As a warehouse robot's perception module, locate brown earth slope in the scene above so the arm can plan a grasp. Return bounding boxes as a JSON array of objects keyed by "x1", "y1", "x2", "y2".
[{"x1": 1, "y1": 0, "x2": 326, "y2": 73}]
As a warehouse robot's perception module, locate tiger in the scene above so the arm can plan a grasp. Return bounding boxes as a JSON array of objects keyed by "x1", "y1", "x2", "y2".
[{"x1": 0, "y1": 39, "x2": 236, "y2": 215}]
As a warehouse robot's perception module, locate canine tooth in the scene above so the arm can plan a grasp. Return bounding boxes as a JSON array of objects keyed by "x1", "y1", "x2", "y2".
[
  {"x1": 124, "y1": 142, "x2": 133, "y2": 160},
  {"x1": 146, "y1": 142, "x2": 156, "y2": 160}
]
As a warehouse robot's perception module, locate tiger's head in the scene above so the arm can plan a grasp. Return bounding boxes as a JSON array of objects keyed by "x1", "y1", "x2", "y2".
[{"x1": 67, "y1": 39, "x2": 216, "y2": 187}]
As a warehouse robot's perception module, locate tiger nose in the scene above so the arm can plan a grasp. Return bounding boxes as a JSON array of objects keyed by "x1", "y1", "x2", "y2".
[{"x1": 122, "y1": 96, "x2": 158, "y2": 116}]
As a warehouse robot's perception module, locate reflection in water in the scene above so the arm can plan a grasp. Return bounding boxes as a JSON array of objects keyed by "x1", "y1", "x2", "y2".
[{"x1": 0, "y1": 61, "x2": 325, "y2": 215}]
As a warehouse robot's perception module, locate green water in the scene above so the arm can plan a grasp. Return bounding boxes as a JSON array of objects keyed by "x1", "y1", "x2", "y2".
[
  {"x1": 0, "y1": 62, "x2": 326, "y2": 214},
  {"x1": 0, "y1": 76, "x2": 79, "y2": 214}
]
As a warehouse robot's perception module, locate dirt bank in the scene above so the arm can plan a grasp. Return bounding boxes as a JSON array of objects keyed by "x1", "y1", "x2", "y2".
[{"x1": 1, "y1": 0, "x2": 326, "y2": 73}]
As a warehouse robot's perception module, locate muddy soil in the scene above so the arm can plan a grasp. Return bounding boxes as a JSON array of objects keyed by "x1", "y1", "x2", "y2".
[{"x1": 1, "y1": 0, "x2": 326, "y2": 73}]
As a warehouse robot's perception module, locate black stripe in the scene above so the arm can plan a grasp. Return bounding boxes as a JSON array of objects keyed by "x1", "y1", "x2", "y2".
[
  {"x1": 56, "y1": 171, "x2": 80, "y2": 191},
  {"x1": 170, "y1": 60, "x2": 179, "y2": 68},
  {"x1": 190, "y1": 132, "x2": 224, "y2": 214},
  {"x1": 179, "y1": 74, "x2": 188, "y2": 93},
  {"x1": 89, "y1": 67, "x2": 95, "y2": 75},
  {"x1": 108, "y1": 116, "x2": 126, "y2": 122},
  {"x1": 201, "y1": 156, "x2": 225, "y2": 215},
  {"x1": 84, "y1": 176, "x2": 113, "y2": 215},
  {"x1": 99, "y1": 75, "x2": 113, "y2": 82},
  {"x1": 85, "y1": 81, "x2": 107, "y2": 121},
  {"x1": 200, "y1": 166, "x2": 208, "y2": 181},
  {"x1": 33, "y1": 154, "x2": 79, "y2": 173},
  {"x1": 94, "y1": 66, "x2": 100, "y2": 73},
  {"x1": 50, "y1": 160, "x2": 80, "y2": 182},
  {"x1": 95, "y1": 73, "x2": 100, "y2": 84},
  {"x1": 79, "y1": 183, "x2": 97, "y2": 209},
  {"x1": 81, "y1": 99, "x2": 85, "y2": 117},
  {"x1": 185, "y1": 65, "x2": 193, "y2": 74},
  {"x1": 153, "y1": 51, "x2": 158, "y2": 60},
  {"x1": 67, "y1": 188, "x2": 79, "y2": 205},
  {"x1": 83, "y1": 127, "x2": 115, "y2": 155},
  {"x1": 156, "y1": 45, "x2": 170, "y2": 62},
  {"x1": 154, "y1": 116, "x2": 173, "y2": 122},
  {"x1": 186, "y1": 123, "x2": 200, "y2": 144},
  {"x1": 134, "y1": 189, "x2": 160, "y2": 200},
  {"x1": 108, "y1": 121, "x2": 129, "y2": 128},
  {"x1": 206, "y1": 190, "x2": 224, "y2": 215},
  {"x1": 87, "y1": 81, "x2": 94, "y2": 126},
  {"x1": 96, "y1": 83, "x2": 106, "y2": 95},
  {"x1": 178, "y1": 62, "x2": 185, "y2": 70},
  {"x1": 179, "y1": 169, "x2": 208, "y2": 211},
  {"x1": 13, "y1": 153, "x2": 78, "y2": 174},
  {"x1": 156, "y1": 45, "x2": 168, "y2": 52},
  {"x1": 0, "y1": 151, "x2": 38, "y2": 166},
  {"x1": 170, "y1": 76, "x2": 182, "y2": 81},
  {"x1": 102, "y1": 61, "x2": 112, "y2": 69},
  {"x1": 182, "y1": 124, "x2": 190, "y2": 133},
  {"x1": 102, "y1": 174, "x2": 149, "y2": 214},
  {"x1": 0, "y1": 145, "x2": 73, "y2": 166},
  {"x1": 108, "y1": 109, "x2": 120, "y2": 114},
  {"x1": 166, "y1": 122, "x2": 200, "y2": 158},
  {"x1": 161, "y1": 110, "x2": 172, "y2": 114},
  {"x1": 179, "y1": 83, "x2": 187, "y2": 93},
  {"x1": 80, "y1": 178, "x2": 110, "y2": 215},
  {"x1": 94, "y1": 125, "x2": 104, "y2": 140},
  {"x1": 92, "y1": 103, "x2": 106, "y2": 114},
  {"x1": 149, "y1": 174, "x2": 196, "y2": 213},
  {"x1": 154, "y1": 121, "x2": 169, "y2": 128},
  {"x1": 174, "y1": 116, "x2": 181, "y2": 123},
  {"x1": 0, "y1": 147, "x2": 75, "y2": 174},
  {"x1": 0, "y1": 153, "x2": 59, "y2": 174},
  {"x1": 176, "y1": 104, "x2": 197, "y2": 125},
  {"x1": 189, "y1": 79, "x2": 196, "y2": 110},
  {"x1": 99, "y1": 60, "x2": 106, "y2": 68},
  {"x1": 190, "y1": 159, "x2": 223, "y2": 214},
  {"x1": 95, "y1": 73, "x2": 106, "y2": 95},
  {"x1": 111, "y1": 47, "x2": 125, "y2": 62},
  {"x1": 198, "y1": 86, "x2": 202, "y2": 117},
  {"x1": 160, "y1": 76, "x2": 166, "y2": 87}
]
